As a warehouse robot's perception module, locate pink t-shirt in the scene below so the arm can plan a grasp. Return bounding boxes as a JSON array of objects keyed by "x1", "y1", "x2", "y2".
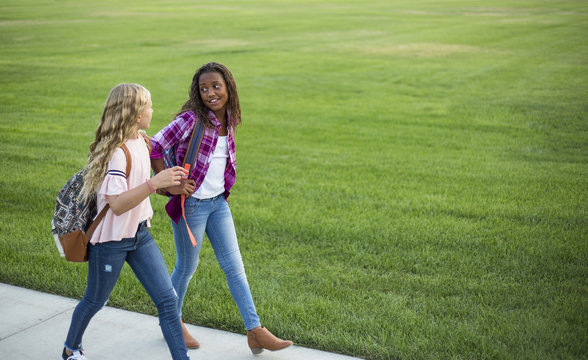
[{"x1": 90, "y1": 136, "x2": 153, "y2": 244}]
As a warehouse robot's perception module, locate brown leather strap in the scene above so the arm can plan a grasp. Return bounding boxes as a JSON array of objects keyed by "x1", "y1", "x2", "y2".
[
  {"x1": 139, "y1": 132, "x2": 152, "y2": 155},
  {"x1": 86, "y1": 204, "x2": 109, "y2": 238},
  {"x1": 121, "y1": 143, "x2": 131, "y2": 176},
  {"x1": 86, "y1": 144, "x2": 132, "y2": 239}
]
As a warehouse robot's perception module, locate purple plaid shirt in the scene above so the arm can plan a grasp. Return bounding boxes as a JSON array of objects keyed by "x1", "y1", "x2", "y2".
[{"x1": 150, "y1": 110, "x2": 237, "y2": 221}]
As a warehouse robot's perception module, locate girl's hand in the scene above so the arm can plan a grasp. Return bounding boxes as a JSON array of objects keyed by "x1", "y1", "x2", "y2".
[
  {"x1": 167, "y1": 179, "x2": 196, "y2": 197},
  {"x1": 149, "y1": 166, "x2": 187, "y2": 190}
]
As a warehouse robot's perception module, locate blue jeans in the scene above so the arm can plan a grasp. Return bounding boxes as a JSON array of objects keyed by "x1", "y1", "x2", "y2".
[
  {"x1": 171, "y1": 195, "x2": 261, "y2": 330},
  {"x1": 64, "y1": 221, "x2": 189, "y2": 360}
]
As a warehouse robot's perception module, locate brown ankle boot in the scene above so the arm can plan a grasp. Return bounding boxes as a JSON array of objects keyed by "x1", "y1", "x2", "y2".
[
  {"x1": 181, "y1": 320, "x2": 200, "y2": 349},
  {"x1": 246, "y1": 326, "x2": 293, "y2": 354}
]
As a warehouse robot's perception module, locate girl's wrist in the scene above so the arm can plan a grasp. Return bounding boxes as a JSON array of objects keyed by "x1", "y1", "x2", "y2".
[{"x1": 145, "y1": 179, "x2": 156, "y2": 193}]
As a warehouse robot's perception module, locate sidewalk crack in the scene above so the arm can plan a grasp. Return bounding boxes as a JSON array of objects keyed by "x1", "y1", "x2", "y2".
[{"x1": 0, "y1": 305, "x2": 75, "y2": 341}]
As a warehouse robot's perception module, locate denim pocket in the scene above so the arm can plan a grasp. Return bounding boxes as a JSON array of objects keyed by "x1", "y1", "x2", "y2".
[{"x1": 184, "y1": 197, "x2": 202, "y2": 215}]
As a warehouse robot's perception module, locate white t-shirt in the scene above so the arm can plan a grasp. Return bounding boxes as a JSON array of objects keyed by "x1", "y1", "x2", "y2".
[
  {"x1": 90, "y1": 136, "x2": 153, "y2": 244},
  {"x1": 193, "y1": 136, "x2": 228, "y2": 199}
]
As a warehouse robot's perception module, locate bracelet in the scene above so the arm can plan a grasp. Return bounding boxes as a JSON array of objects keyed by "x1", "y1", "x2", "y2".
[{"x1": 145, "y1": 179, "x2": 156, "y2": 193}]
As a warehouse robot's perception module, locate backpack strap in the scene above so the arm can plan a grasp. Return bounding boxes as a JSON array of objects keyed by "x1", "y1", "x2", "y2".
[
  {"x1": 178, "y1": 119, "x2": 204, "y2": 248},
  {"x1": 139, "y1": 131, "x2": 152, "y2": 155},
  {"x1": 85, "y1": 144, "x2": 132, "y2": 239},
  {"x1": 181, "y1": 119, "x2": 204, "y2": 175},
  {"x1": 121, "y1": 143, "x2": 132, "y2": 176}
]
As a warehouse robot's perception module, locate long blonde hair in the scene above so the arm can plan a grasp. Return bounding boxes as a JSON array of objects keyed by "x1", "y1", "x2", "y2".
[{"x1": 80, "y1": 83, "x2": 151, "y2": 204}]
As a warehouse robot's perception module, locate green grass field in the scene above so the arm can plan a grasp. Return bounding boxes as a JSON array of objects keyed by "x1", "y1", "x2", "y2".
[{"x1": 1, "y1": 1, "x2": 587, "y2": 359}]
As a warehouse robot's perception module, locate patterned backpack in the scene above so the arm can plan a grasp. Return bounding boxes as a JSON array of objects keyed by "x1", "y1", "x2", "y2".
[{"x1": 52, "y1": 168, "x2": 96, "y2": 246}]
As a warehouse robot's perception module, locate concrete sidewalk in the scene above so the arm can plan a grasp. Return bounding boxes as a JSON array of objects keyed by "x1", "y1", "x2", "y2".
[{"x1": 0, "y1": 283, "x2": 362, "y2": 360}]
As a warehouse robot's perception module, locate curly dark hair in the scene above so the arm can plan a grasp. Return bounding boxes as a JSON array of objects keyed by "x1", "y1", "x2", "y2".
[{"x1": 176, "y1": 62, "x2": 241, "y2": 129}]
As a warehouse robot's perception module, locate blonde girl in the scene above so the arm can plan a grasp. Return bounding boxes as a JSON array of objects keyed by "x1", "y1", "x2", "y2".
[{"x1": 61, "y1": 84, "x2": 190, "y2": 360}]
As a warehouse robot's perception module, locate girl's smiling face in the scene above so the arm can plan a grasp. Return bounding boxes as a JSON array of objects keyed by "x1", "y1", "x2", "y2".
[{"x1": 199, "y1": 71, "x2": 228, "y2": 118}]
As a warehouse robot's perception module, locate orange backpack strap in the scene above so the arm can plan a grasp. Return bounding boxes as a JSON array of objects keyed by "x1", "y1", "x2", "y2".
[{"x1": 178, "y1": 120, "x2": 204, "y2": 248}]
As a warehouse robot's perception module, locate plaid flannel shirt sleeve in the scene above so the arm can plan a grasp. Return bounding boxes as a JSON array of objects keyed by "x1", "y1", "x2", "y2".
[{"x1": 150, "y1": 115, "x2": 193, "y2": 160}]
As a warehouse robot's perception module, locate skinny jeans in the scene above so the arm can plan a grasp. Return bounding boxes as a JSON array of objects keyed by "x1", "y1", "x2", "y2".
[
  {"x1": 171, "y1": 194, "x2": 261, "y2": 330},
  {"x1": 64, "y1": 221, "x2": 189, "y2": 360}
]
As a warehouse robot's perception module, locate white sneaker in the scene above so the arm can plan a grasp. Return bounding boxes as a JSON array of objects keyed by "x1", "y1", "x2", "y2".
[{"x1": 62, "y1": 347, "x2": 88, "y2": 360}]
